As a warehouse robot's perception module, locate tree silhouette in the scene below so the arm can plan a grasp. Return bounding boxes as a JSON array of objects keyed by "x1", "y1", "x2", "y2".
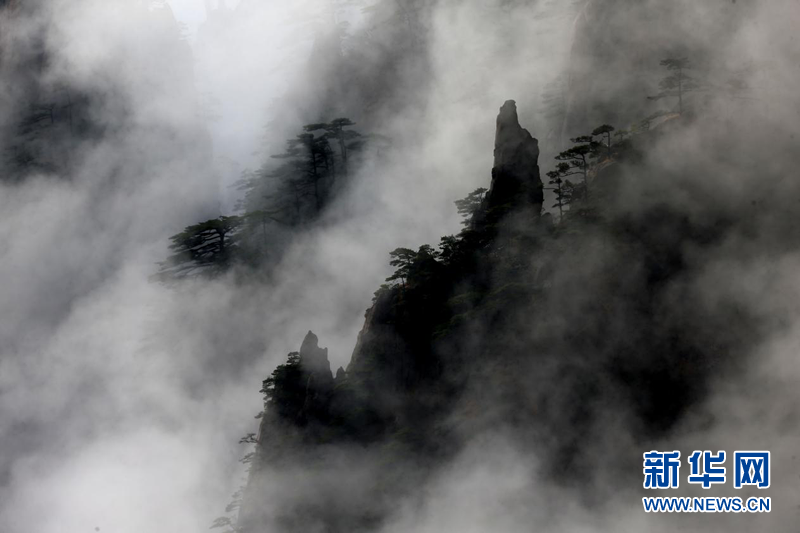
[
  {"x1": 386, "y1": 247, "x2": 417, "y2": 289},
  {"x1": 554, "y1": 136, "x2": 600, "y2": 197},
  {"x1": 261, "y1": 352, "x2": 305, "y2": 419},
  {"x1": 648, "y1": 57, "x2": 698, "y2": 114},
  {"x1": 241, "y1": 119, "x2": 362, "y2": 229},
  {"x1": 158, "y1": 118, "x2": 365, "y2": 283},
  {"x1": 454, "y1": 187, "x2": 487, "y2": 226},
  {"x1": 592, "y1": 124, "x2": 615, "y2": 157},
  {"x1": 545, "y1": 163, "x2": 575, "y2": 220},
  {"x1": 306, "y1": 118, "x2": 360, "y2": 178},
  {"x1": 437, "y1": 235, "x2": 460, "y2": 266},
  {"x1": 155, "y1": 216, "x2": 243, "y2": 280},
  {"x1": 613, "y1": 128, "x2": 631, "y2": 144},
  {"x1": 286, "y1": 132, "x2": 332, "y2": 212}
]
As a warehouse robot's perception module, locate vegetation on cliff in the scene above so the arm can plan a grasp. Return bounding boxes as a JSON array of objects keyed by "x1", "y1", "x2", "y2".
[{"x1": 214, "y1": 63, "x2": 787, "y2": 528}]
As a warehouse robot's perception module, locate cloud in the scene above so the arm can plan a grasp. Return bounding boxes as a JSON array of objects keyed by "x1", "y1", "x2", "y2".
[{"x1": 2, "y1": 0, "x2": 800, "y2": 532}]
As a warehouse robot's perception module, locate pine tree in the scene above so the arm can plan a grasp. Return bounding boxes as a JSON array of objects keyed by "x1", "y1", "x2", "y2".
[
  {"x1": 386, "y1": 247, "x2": 417, "y2": 289},
  {"x1": 554, "y1": 136, "x2": 600, "y2": 198},
  {"x1": 287, "y1": 132, "x2": 332, "y2": 212},
  {"x1": 648, "y1": 57, "x2": 699, "y2": 114},
  {"x1": 305, "y1": 118, "x2": 360, "y2": 178},
  {"x1": 591, "y1": 124, "x2": 615, "y2": 157},
  {"x1": 155, "y1": 216, "x2": 243, "y2": 280},
  {"x1": 454, "y1": 188, "x2": 487, "y2": 226},
  {"x1": 545, "y1": 164, "x2": 573, "y2": 220}
]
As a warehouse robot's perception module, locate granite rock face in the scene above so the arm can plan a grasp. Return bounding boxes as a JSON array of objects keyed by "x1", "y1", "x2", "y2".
[
  {"x1": 299, "y1": 330, "x2": 334, "y2": 420},
  {"x1": 239, "y1": 100, "x2": 549, "y2": 533},
  {"x1": 347, "y1": 290, "x2": 412, "y2": 401},
  {"x1": 299, "y1": 330, "x2": 333, "y2": 381},
  {"x1": 486, "y1": 100, "x2": 543, "y2": 215}
]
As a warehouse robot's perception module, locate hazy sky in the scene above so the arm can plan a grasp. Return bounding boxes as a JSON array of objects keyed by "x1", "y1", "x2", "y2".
[{"x1": 169, "y1": 0, "x2": 242, "y2": 36}]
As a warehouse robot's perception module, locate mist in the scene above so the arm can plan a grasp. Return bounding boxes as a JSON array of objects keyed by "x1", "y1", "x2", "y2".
[{"x1": 1, "y1": 1, "x2": 799, "y2": 532}]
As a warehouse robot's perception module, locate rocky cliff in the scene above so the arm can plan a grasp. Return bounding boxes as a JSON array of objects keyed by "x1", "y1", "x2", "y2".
[
  {"x1": 486, "y1": 100, "x2": 543, "y2": 215},
  {"x1": 237, "y1": 102, "x2": 550, "y2": 532},
  {"x1": 235, "y1": 89, "x2": 781, "y2": 532}
]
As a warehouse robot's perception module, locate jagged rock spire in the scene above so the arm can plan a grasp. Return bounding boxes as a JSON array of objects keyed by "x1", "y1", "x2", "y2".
[
  {"x1": 486, "y1": 100, "x2": 543, "y2": 214},
  {"x1": 299, "y1": 330, "x2": 332, "y2": 379}
]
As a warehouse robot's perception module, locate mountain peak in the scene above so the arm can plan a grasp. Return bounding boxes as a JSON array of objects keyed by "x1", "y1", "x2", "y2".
[{"x1": 486, "y1": 100, "x2": 543, "y2": 214}]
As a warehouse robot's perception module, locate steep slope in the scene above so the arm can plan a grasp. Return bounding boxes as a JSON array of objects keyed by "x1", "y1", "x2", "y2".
[
  {"x1": 561, "y1": 0, "x2": 752, "y2": 141},
  {"x1": 234, "y1": 85, "x2": 800, "y2": 530},
  {"x1": 236, "y1": 100, "x2": 545, "y2": 532}
]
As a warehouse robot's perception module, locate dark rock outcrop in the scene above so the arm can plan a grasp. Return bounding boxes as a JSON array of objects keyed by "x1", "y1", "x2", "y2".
[
  {"x1": 298, "y1": 331, "x2": 333, "y2": 422},
  {"x1": 348, "y1": 291, "x2": 408, "y2": 378},
  {"x1": 485, "y1": 100, "x2": 543, "y2": 215},
  {"x1": 299, "y1": 330, "x2": 332, "y2": 382},
  {"x1": 346, "y1": 290, "x2": 414, "y2": 416}
]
